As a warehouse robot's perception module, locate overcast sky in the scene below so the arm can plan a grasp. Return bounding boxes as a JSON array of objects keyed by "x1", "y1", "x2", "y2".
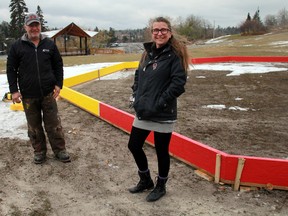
[{"x1": 0, "y1": 0, "x2": 286, "y2": 30}]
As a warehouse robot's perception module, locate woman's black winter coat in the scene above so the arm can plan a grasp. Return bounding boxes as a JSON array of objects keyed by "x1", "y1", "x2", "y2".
[{"x1": 132, "y1": 42, "x2": 187, "y2": 121}]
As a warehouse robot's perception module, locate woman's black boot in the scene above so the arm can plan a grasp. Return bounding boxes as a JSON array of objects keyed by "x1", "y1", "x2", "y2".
[
  {"x1": 129, "y1": 170, "x2": 154, "y2": 193},
  {"x1": 146, "y1": 176, "x2": 167, "y2": 202}
]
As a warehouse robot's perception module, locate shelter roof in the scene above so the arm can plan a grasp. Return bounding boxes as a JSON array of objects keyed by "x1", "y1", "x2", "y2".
[{"x1": 43, "y1": 22, "x2": 98, "y2": 38}]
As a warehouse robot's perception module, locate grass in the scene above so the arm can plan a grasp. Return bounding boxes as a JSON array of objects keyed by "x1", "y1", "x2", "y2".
[
  {"x1": 1, "y1": 30, "x2": 287, "y2": 73},
  {"x1": 188, "y1": 31, "x2": 288, "y2": 57},
  {"x1": 61, "y1": 53, "x2": 142, "y2": 67}
]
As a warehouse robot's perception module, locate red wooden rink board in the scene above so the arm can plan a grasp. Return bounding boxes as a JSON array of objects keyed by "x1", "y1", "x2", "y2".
[
  {"x1": 169, "y1": 133, "x2": 223, "y2": 174},
  {"x1": 99, "y1": 100, "x2": 288, "y2": 189},
  {"x1": 236, "y1": 156, "x2": 288, "y2": 187},
  {"x1": 99, "y1": 102, "x2": 155, "y2": 144},
  {"x1": 192, "y1": 56, "x2": 288, "y2": 64}
]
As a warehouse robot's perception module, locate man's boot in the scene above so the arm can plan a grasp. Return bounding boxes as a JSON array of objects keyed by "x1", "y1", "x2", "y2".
[
  {"x1": 55, "y1": 150, "x2": 71, "y2": 163},
  {"x1": 34, "y1": 151, "x2": 46, "y2": 164},
  {"x1": 129, "y1": 170, "x2": 154, "y2": 193},
  {"x1": 146, "y1": 176, "x2": 167, "y2": 202}
]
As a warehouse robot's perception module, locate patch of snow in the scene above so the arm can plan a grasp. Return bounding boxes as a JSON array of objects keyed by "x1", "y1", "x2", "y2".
[
  {"x1": 203, "y1": 105, "x2": 226, "y2": 110},
  {"x1": 235, "y1": 97, "x2": 243, "y2": 101},
  {"x1": 228, "y1": 106, "x2": 249, "y2": 111}
]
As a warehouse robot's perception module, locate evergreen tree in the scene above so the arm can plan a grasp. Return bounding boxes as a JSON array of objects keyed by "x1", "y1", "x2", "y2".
[
  {"x1": 252, "y1": 8, "x2": 266, "y2": 33},
  {"x1": 246, "y1": 13, "x2": 251, "y2": 21},
  {"x1": 9, "y1": 0, "x2": 28, "y2": 38},
  {"x1": 252, "y1": 8, "x2": 261, "y2": 23},
  {"x1": 107, "y1": 27, "x2": 117, "y2": 44},
  {"x1": 0, "y1": 21, "x2": 9, "y2": 51},
  {"x1": 0, "y1": 21, "x2": 10, "y2": 39},
  {"x1": 0, "y1": 21, "x2": 15, "y2": 53},
  {"x1": 36, "y1": 5, "x2": 48, "y2": 31}
]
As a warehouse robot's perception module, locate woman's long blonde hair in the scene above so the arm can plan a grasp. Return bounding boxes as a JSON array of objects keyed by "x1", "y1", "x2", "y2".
[{"x1": 141, "y1": 16, "x2": 190, "y2": 73}]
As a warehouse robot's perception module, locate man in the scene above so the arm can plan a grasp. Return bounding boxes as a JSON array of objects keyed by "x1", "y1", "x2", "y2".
[{"x1": 6, "y1": 13, "x2": 70, "y2": 164}]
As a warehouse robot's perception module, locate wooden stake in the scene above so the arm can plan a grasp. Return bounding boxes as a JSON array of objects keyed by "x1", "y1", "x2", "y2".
[
  {"x1": 214, "y1": 154, "x2": 221, "y2": 183},
  {"x1": 194, "y1": 169, "x2": 214, "y2": 181},
  {"x1": 234, "y1": 158, "x2": 246, "y2": 191}
]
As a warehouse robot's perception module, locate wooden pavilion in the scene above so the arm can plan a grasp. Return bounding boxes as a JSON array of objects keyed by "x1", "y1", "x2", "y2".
[{"x1": 44, "y1": 22, "x2": 97, "y2": 56}]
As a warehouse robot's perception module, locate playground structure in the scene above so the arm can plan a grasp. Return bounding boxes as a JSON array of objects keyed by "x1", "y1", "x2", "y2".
[{"x1": 10, "y1": 57, "x2": 288, "y2": 191}]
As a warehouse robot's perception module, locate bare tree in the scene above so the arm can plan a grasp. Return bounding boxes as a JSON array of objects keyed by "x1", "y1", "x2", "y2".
[
  {"x1": 277, "y1": 8, "x2": 288, "y2": 29},
  {"x1": 265, "y1": 15, "x2": 278, "y2": 30},
  {"x1": 175, "y1": 15, "x2": 211, "y2": 40}
]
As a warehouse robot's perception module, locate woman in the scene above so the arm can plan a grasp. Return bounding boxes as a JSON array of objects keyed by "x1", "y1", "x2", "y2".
[{"x1": 128, "y1": 16, "x2": 189, "y2": 202}]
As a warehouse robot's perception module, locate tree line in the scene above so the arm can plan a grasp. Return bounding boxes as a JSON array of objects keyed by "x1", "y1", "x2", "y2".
[
  {"x1": 1, "y1": 0, "x2": 288, "y2": 53},
  {"x1": 240, "y1": 8, "x2": 288, "y2": 35}
]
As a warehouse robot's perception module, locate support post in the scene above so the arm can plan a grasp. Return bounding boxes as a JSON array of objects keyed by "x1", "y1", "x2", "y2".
[
  {"x1": 214, "y1": 154, "x2": 221, "y2": 183},
  {"x1": 234, "y1": 158, "x2": 246, "y2": 191}
]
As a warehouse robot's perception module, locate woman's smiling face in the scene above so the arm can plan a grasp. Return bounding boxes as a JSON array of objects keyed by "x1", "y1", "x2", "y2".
[{"x1": 151, "y1": 21, "x2": 172, "y2": 48}]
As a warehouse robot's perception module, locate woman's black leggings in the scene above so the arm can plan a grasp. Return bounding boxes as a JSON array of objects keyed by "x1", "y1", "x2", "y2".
[{"x1": 128, "y1": 126, "x2": 172, "y2": 178}]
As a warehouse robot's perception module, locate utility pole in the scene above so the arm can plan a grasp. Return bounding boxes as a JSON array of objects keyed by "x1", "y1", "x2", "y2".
[{"x1": 213, "y1": 20, "x2": 216, "y2": 38}]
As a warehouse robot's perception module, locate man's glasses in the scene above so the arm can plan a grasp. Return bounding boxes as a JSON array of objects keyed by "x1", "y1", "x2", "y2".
[{"x1": 151, "y1": 28, "x2": 171, "y2": 35}]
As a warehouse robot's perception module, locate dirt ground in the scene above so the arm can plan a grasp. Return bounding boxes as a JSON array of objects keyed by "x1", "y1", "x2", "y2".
[{"x1": 1, "y1": 65, "x2": 288, "y2": 216}]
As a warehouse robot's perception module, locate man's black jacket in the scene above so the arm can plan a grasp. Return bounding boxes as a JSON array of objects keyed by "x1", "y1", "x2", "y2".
[{"x1": 6, "y1": 34, "x2": 63, "y2": 98}]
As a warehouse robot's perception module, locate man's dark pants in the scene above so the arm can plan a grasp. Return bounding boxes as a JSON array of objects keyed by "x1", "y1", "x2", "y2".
[{"x1": 22, "y1": 93, "x2": 66, "y2": 155}]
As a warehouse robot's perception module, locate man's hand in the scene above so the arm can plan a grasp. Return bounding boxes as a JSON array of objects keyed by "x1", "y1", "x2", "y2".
[
  {"x1": 53, "y1": 85, "x2": 61, "y2": 99},
  {"x1": 12, "y1": 92, "x2": 22, "y2": 104},
  {"x1": 129, "y1": 95, "x2": 135, "y2": 108}
]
